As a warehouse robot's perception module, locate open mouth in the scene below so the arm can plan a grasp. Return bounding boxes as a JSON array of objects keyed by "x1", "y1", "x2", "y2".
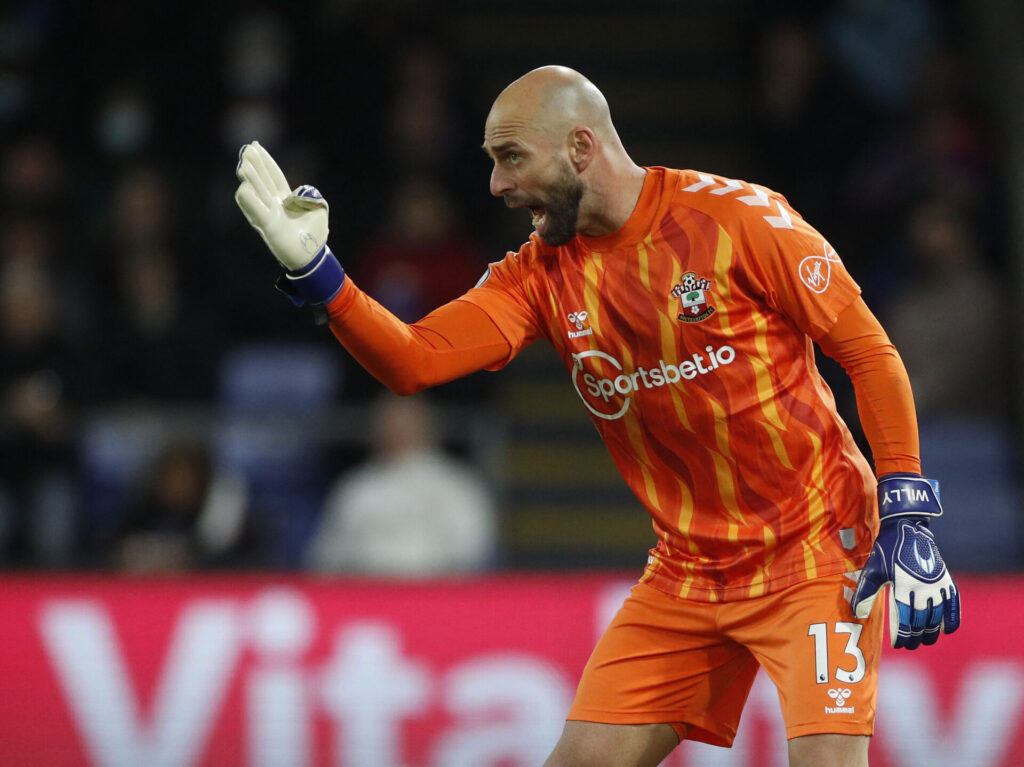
[{"x1": 529, "y1": 206, "x2": 547, "y2": 231}]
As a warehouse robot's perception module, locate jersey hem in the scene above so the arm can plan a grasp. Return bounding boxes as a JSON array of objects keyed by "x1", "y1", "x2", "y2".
[
  {"x1": 806, "y1": 286, "x2": 862, "y2": 341},
  {"x1": 640, "y1": 555, "x2": 869, "y2": 602}
]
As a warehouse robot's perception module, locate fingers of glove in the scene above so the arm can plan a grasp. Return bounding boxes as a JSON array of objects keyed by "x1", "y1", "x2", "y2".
[
  {"x1": 943, "y1": 581, "x2": 962, "y2": 635},
  {"x1": 852, "y1": 588, "x2": 880, "y2": 621},
  {"x1": 912, "y1": 611, "x2": 940, "y2": 649},
  {"x1": 891, "y1": 576, "x2": 920, "y2": 648},
  {"x1": 248, "y1": 141, "x2": 291, "y2": 198},
  {"x1": 236, "y1": 143, "x2": 248, "y2": 177},
  {"x1": 235, "y1": 182, "x2": 271, "y2": 228},
  {"x1": 903, "y1": 583, "x2": 960, "y2": 647},
  {"x1": 886, "y1": 586, "x2": 902, "y2": 648},
  {"x1": 894, "y1": 604, "x2": 912, "y2": 649},
  {"x1": 905, "y1": 592, "x2": 930, "y2": 650},
  {"x1": 850, "y1": 559, "x2": 888, "y2": 619},
  {"x1": 893, "y1": 589, "x2": 941, "y2": 650},
  {"x1": 920, "y1": 622, "x2": 941, "y2": 647},
  {"x1": 236, "y1": 151, "x2": 277, "y2": 208}
]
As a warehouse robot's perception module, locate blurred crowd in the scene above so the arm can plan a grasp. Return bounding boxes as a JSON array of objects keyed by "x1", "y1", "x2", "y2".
[
  {"x1": 745, "y1": 1, "x2": 1021, "y2": 569},
  {"x1": 0, "y1": 0, "x2": 1019, "y2": 573}
]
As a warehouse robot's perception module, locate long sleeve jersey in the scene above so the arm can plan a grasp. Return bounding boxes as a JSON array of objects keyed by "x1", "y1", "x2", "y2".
[{"x1": 325, "y1": 167, "x2": 921, "y2": 601}]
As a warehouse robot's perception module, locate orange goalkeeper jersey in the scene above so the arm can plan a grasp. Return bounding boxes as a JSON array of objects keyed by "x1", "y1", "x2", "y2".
[{"x1": 459, "y1": 167, "x2": 879, "y2": 601}]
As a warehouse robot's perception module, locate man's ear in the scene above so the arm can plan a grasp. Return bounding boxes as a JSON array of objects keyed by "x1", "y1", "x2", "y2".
[{"x1": 568, "y1": 127, "x2": 596, "y2": 172}]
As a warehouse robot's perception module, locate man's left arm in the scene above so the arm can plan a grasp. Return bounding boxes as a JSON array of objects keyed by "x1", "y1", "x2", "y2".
[{"x1": 817, "y1": 297, "x2": 961, "y2": 649}]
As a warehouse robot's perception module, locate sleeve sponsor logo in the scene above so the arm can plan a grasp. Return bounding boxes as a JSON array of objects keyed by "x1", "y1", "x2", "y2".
[{"x1": 798, "y1": 241, "x2": 843, "y2": 294}]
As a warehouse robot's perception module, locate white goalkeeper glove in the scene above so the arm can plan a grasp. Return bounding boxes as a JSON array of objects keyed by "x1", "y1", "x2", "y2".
[{"x1": 235, "y1": 141, "x2": 345, "y2": 306}]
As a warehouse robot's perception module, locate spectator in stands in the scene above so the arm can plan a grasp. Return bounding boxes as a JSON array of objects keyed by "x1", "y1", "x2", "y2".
[
  {"x1": 880, "y1": 197, "x2": 1010, "y2": 418},
  {"x1": 0, "y1": 257, "x2": 85, "y2": 567},
  {"x1": 342, "y1": 173, "x2": 492, "y2": 402},
  {"x1": 110, "y1": 438, "x2": 265, "y2": 573},
  {"x1": 355, "y1": 174, "x2": 487, "y2": 323},
  {"x1": 93, "y1": 165, "x2": 222, "y2": 405},
  {"x1": 1, "y1": 135, "x2": 66, "y2": 206},
  {"x1": 220, "y1": 9, "x2": 291, "y2": 154},
  {"x1": 385, "y1": 40, "x2": 469, "y2": 182},
  {"x1": 748, "y1": 19, "x2": 865, "y2": 240},
  {"x1": 838, "y1": 39, "x2": 996, "y2": 296},
  {"x1": 306, "y1": 393, "x2": 497, "y2": 576}
]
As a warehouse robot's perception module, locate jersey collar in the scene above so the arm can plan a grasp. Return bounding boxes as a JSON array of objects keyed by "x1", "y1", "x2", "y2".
[{"x1": 577, "y1": 167, "x2": 665, "y2": 252}]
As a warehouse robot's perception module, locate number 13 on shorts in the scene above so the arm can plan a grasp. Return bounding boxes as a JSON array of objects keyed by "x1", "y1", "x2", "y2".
[
  {"x1": 748, "y1": 573, "x2": 883, "y2": 737},
  {"x1": 808, "y1": 622, "x2": 866, "y2": 684}
]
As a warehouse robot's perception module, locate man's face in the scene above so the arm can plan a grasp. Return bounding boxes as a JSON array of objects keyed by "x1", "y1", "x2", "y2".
[
  {"x1": 484, "y1": 123, "x2": 584, "y2": 247},
  {"x1": 508, "y1": 156, "x2": 583, "y2": 247}
]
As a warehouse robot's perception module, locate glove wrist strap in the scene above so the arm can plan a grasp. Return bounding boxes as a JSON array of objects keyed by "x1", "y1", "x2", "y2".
[
  {"x1": 276, "y1": 245, "x2": 345, "y2": 307},
  {"x1": 877, "y1": 474, "x2": 942, "y2": 520}
]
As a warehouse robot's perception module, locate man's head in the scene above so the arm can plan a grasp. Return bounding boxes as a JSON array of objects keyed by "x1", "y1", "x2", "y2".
[{"x1": 483, "y1": 66, "x2": 636, "y2": 245}]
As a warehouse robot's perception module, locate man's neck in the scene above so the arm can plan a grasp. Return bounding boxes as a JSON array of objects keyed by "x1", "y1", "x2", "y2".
[{"x1": 577, "y1": 163, "x2": 648, "y2": 238}]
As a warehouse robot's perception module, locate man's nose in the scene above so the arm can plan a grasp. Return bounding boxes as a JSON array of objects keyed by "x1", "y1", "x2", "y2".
[{"x1": 490, "y1": 167, "x2": 514, "y2": 197}]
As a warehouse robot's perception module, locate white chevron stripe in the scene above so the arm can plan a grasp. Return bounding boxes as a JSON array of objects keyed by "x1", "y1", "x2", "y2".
[
  {"x1": 763, "y1": 201, "x2": 794, "y2": 230},
  {"x1": 710, "y1": 178, "x2": 744, "y2": 196},
  {"x1": 738, "y1": 187, "x2": 770, "y2": 207},
  {"x1": 682, "y1": 173, "x2": 715, "y2": 192},
  {"x1": 682, "y1": 175, "x2": 796, "y2": 231}
]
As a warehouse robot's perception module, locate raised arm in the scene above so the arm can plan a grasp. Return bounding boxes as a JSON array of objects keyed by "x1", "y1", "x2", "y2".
[
  {"x1": 235, "y1": 140, "x2": 517, "y2": 395},
  {"x1": 325, "y1": 280, "x2": 512, "y2": 395}
]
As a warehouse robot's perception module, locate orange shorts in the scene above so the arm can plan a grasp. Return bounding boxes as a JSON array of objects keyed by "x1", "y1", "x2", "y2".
[{"x1": 568, "y1": 572, "x2": 883, "y2": 746}]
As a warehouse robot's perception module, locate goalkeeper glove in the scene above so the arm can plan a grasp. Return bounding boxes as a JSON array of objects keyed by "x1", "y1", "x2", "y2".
[
  {"x1": 234, "y1": 141, "x2": 345, "y2": 306},
  {"x1": 850, "y1": 473, "x2": 961, "y2": 649}
]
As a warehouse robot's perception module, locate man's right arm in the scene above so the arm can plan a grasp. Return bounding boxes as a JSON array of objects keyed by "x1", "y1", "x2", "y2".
[
  {"x1": 235, "y1": 140, "x2": 534, "y2": 395},
  {"x1": 325, "y1": 278, "x2": 513, "y2": 395}
]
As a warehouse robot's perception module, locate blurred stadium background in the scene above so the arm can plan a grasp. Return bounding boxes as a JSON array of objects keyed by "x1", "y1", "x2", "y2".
[{"x1": 0, "y1": 1, "x2": 1021, "y2": 765}]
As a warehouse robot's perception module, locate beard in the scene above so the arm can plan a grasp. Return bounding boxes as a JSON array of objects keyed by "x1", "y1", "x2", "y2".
[
  {"x1": 506, "y1": 159, "x2": 584, "y2": 247},
  {"x1": 538, "y1": 160, "x2": 584, "y2": 246}
]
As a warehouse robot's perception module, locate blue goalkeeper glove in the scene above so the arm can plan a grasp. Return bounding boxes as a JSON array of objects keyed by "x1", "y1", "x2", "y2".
[
  {"x1": 235, "y1": 141, "x2": 345, "y2": 308},
  {"x1": 850, "y1": 473, "x2": 961, "y2": 649}
]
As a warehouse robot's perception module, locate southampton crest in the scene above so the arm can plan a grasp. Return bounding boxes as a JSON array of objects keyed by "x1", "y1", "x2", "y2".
[{"x1": 672, "y1": 272, "x2": 716, "y2": 323}]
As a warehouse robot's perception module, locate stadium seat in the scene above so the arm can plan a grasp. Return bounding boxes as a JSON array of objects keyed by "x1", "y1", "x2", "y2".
[
  {"x1": 77, "y1": 410, "x2": 177, "y2": 547},
  {"x1": 218, "y1": 342, "x2": 342, "y2": 413},
  {"x1": 215, "y1": 342, "x2": 343, "y2": 567}
]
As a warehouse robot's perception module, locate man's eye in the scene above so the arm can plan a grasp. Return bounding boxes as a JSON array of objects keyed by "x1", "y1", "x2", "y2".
[{"x1": 506, "y1": 152, "x2": 520, "y2": 163}]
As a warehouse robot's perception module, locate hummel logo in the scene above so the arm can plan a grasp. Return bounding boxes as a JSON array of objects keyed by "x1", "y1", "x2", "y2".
[
  {"x1": 567, "y1": 310, "x2": 593, "y2": 339},
  {"x1": 828, "y1": 688, "x2": 852, "y2": 706},
  {"x1": 825, "y1": 687, "x2": 855, "y2": 714}
]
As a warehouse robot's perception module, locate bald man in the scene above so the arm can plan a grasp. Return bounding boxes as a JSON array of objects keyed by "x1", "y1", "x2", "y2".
[{"x1": 236, "y1": 66, "x2": 960, "y2": 767}]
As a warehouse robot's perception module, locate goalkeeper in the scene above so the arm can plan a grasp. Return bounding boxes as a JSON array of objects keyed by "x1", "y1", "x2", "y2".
[{"x1": 235, "y1": 66, "x2": 959, "y2": 767}]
